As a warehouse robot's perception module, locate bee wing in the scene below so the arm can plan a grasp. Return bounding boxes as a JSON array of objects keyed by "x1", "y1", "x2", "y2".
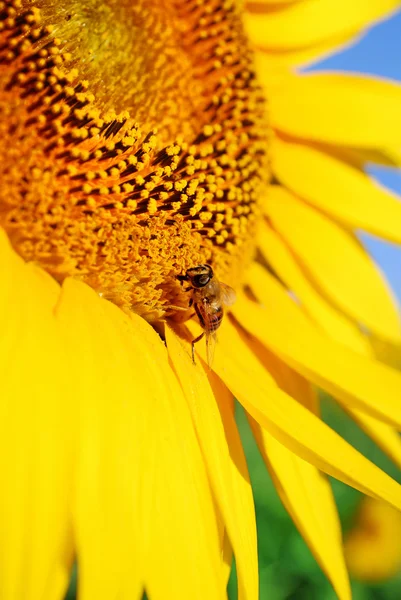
[{"x1": 220, "y1": 283, "x2": 236, "y2": 307}]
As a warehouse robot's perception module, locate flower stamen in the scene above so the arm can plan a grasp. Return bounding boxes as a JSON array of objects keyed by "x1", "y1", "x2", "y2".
[{"x1": 0, "y1": 0, "x2": 270, "y2": 320}]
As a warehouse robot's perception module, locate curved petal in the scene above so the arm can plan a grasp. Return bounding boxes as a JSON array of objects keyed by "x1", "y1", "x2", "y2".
[
  {"x1": 166, "y1": 327, "x2": 258, "y2": 600},
  {"x1": 246, "y1": 0, "x2": 302, "y2": 7},
  {"x1": 241, "y1": 262, "x2": 401, "y2": 429},
  {"x1": 222, "y1": 531, "x2": 233, "y2": 587},
  {"x1": 269, "y1": 73, "x2": 401, "y2": 147},
  {"x1": 271, "y1": 140, "x2": 401, "y2": 245},
  {"x1": 320, "y1": 145, "x2": 401, "y2": 170},
  {"x1": 346, "y1": 409, "x2": 401, "y2": 471},
  {"x1": 255, "y1": 31, "x2": 363, "y2": 71},
  {"x1": 257, "y1": 222, "x2": 373, "y2": 355},
  {"x1": 264, "y1": 186, "x2": 401, "y2": 342},
  {"x1": 56, "y1": 280, "x2": 225, "y2": 600},
  {"x1": 185, "y1": 319, "x2": 401, "y2": 510},
  {"x1": 244, "y1": 0, "x2": 400, "y2": 49},
  {"x1": 244, "y1": 348, "x2": 350, "y2": 600},
  {"x1": 254, "y1": 33, "x2": 364, "y2": 70},
  {"x1": 250, "y1": 345, "x2": 401, "y2": 485},
  {"x1": 250, "y1": 421, "x2": 351, "y2": 600},
  {"x1": 0, "y1": 230, "x2": 74, "y2": 600}
]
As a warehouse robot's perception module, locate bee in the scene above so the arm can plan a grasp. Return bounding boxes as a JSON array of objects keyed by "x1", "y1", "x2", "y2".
[{"x1": 179, "y1": 264, "x2": 236, "y2": 367}]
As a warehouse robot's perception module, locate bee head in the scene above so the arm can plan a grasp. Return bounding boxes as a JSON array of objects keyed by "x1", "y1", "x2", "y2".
[{"x1": 185, "y1": 264, "x2": 213, "y2": 288}]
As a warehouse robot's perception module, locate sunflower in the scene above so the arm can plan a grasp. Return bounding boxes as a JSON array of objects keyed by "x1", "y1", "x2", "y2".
[
  {"x1": 344, "y1": 497, "x2": 401, "y2": 583},
  {"x1": 1, "y1": 0, "x2": 401, "y2": 599}
]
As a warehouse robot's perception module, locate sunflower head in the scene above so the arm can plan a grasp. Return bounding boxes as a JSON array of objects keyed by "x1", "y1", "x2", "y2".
[{"x1": 0, "y1": 0, "x2": 270, "y2": 322}]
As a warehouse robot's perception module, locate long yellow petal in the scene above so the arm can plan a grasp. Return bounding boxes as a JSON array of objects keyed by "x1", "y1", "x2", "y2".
[
  {"x1": 323, "y1": 145, "x2": 401, "y2": 170},
  {"x1": 346, "y1": 409, "x2": 401, "y2": 471},
  {"x1": 244, "y1": 348, "x2": 350, "y2": 599},
  {"x1": 185, "y1": 318, "x2": 401, "y2": 510},
  {"x1": 271, "y1": 140, "x2": 401, "y2": 245},
  {"x1": 269, "y1": 73, "x2": 401, "y2": 146},
  {"x1": 244, "y1": 0, "x2": 400, "y2": 49},
  {"x1": 250, "y1": 422, "x2": 351, "y2": 600},
  {"x1": 257, "y1": 222, "x2": 373, "y2": 355},
  {"x1": 241, "y1": 262, "x2": 401, "y2": 429},
  {"x1": 166, "y1": 327, "x2": 258, "y2": 600},
  {"x1": 246, "y1": 0, "x2": 301, "y2": 6},
  {"x1": 264, "y1": 186, "x2": 401, "y2": 342},
  {"x1": 254, "y1": 33, "x2": 364, "y2": 70},
  {"x1": 56, "y1": 279, "x2": 225, "y2": 600},
  {"x1": 0, "y1": 230, "x2": 73, "y2": 600},
  {"x1": 274, "y1": 268, "x2": 401, "y2": 474},
  {"x1": 250, "y1": 340, "x2": 401, "y2": 502}
]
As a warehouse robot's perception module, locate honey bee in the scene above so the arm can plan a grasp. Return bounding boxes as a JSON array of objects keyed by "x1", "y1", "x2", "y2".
[{"x1": 179, "y1": 264, "x2": 236, "y2": 367}]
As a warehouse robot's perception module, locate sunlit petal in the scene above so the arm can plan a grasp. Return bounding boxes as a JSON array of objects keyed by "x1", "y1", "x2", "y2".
[
  {"x1": 251, "y1": 421, "x2": 351, "y2": 600},
  {"x1": 264, "y1": 186, "x2": 401, "y2": 342},
  {"x1": 245, "y1": 0, "x2": 400, "y2": 49},
  {"x1": 56, "y1": 280, "x2": 225, "y2": 600},
  {"x1": 245, "y1": 349, "x2": 350, "y2": 600},
  {"x1": 268, "y1": 73, "x2": 401, "y2": 146},
  {"x1": 271, "y1": 140, "x2": 401, "y2": 244},
  {"x1": 185, "y1": 319, "x2": 401, "y2": 510},
  {"x1": 346, "y1": 410, "x2": 401, "y2": 471},
  {"x1": 241, "y1": 263, "x2": 401, "y2": 428},
  {"x1": 0, "y1": 230, "x2": 73, "y2": 600},
  {"x1": 166, "y1": 327, "x2": 258, "y2": 600},
  {"x1": 246, "y1": 0, "x2": 302, "y2": 7},
  {"x1": 257, "y1": 222, "x2": 373, "y2": 355},
  {"x1": 254, "y1": 33, "x2": 364, "y2": 70},
  {"x1": 319, "y1": 145, "x2": 401, "y2": 170}
]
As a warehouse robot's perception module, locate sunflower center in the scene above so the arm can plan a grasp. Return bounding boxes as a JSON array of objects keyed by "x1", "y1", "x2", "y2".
[{"x1": 0, "y1": 0, "x2": 270, "y2": 321}]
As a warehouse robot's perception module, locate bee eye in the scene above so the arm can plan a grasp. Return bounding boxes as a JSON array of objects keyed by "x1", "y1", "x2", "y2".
[{"x1": 194, "y1": 274, "x2": 210, "y2": 287}]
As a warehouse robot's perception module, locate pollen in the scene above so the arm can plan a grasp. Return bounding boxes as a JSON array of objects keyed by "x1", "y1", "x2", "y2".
[{"x1": 0, "y1": 0, "x2": 270, "y2": 322}]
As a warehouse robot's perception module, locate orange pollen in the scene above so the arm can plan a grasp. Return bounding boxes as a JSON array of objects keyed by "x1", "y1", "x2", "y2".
[{"x1": 0, "y1": 0, "x2": 270, "y2": 321}]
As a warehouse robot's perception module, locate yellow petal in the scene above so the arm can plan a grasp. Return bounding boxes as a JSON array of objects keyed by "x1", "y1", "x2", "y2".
[
  {"x1": 250, "y1": 340, "x2": 318, "y2": 413},
  {"x1": 383, "y1": 145, "x2": 401, "y2": 165},
  {"x1": 254, "y1": 32, "x2": 364, "y2": 70},
  {"x1": 250, "y1": 422, "x2": 350, "y2": 600},
  {"x1": 0, "y1": 230, "x2": 73, "y2": 600},
  {"x1": 186, "y1": 318, "x2": 401, "y2": 510},
  {"x1": 55, "y1": 279, "x2": 225, "y2": 600},
  {"x1": 244, "y1": 0, "x2": 400, "y2": 49},
  {"x1": 166, "y1": 327, "x2": 258, "y2": 600},
  {"x1": 244, "y1": 348, "x2": 350, "y2": 599},
  {"x1": 269, "y1": 73, "x2": 401, "y2": 147},
  {"x1": 246, "y1": 0, "x2": 301, "y2": 6},
  {"x1": 222, "y1": 531, "x2": 233, "y2": 587},
  {"x1": 257, "y1": 222, "x2": 373, "y2": 355},
  {"x1": 264, "y1": 186, "x2": 401, "y2": 342},
  {"x1": 271, "y1": 140, "x2": 401, "y2": 245},
  {"x1": 347, "y1": 409, "x2": 401, "y2": 471},
  {"x1": 241, "y1": 262, "x2": 401, "y2": 429},
  {"x1": 344, "y1": 497, "x2": 401, "y2": 581},
  {"x1": 324, "y1": 145, "x2": 401, "y2": 170}
]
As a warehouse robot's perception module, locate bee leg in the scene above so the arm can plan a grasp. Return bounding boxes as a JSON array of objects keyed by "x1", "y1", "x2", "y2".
[
  {"x1": 188, "y1": 297, "x2": 193, "y2": 308},
  {"x1": 191, "y1": 332, "x2": 205, "y2": 364}
]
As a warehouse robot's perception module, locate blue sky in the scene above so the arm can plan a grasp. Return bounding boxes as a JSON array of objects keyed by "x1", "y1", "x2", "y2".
[{"x1": 305, "y1": 9, "x2": 401, "y2": 301}]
